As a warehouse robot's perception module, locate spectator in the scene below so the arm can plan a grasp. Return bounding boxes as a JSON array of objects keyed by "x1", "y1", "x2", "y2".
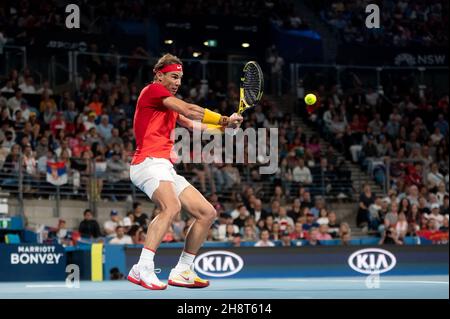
[
  {"x1": 357, "y1": 184, "x2": 376, "y2": 229},
  {"x1": 110, "y1": 226, "x2": 133, "y2": 244},
  {"x1": 316, "y1": 208, "x2": 329, "y2": 225},
  {"x1": 396, "y1": 212, "x2": 409, "y2": 240},
  {"x1": 39, "y1": 91, "x2": 57, "y2": 114},
  {"x1": 233, "y1": 204, "x2": 249, "y2": 229},
  {"x1": 306, "y1": 228, "x2": 321, "y2": 246},
  {"x1": 271, "y1": 222, "x2": 281, "y2": 240},
  {"x1": 290, "y1": 222, "x2": 306, "y2": 240},
  {"x1": 78, "y1": 209, "x2": 102, "y2": 239},
  {"x1": 287, "y1": 198, "x2": 302, "y2": 221},
  {"x1": 379, "y1": 227, "x2": 403, "y2": 245},
  {"x1": 48, "y1": 219, "x2": 70, "y2": 246},
  {"x1": 270, "y1": 185, "x2": 288, "y2": 206},
  {"x1": 280, "y1": 230, "x2": 292, "y2": 246},
  {"x1": 248, "y1": 198, "x2": 269, "y2": 222},
  {"x1": 266, "y1": 47, "x2": 284, "y2": 96},
  {"x1": 18, "y1": 77, "x2": 36, "y2": 94},
  {"x1": 439, "y1": 217, "x2": 449, "y2": 232},
  {"x1": 88, "y1": 93, "x2": 103, "y2": 116},
  {"x1": 426, "y1": 203, "x2": 445, "y2": 229},
  {"x1": 50, "y1": 112, "x2": 67, "y2": 136},
  {"x1": 317, "y1": 224, "x2": 332, "y2": 241},
  {"x1": 224, "y1": 224, "x2": 238, "y2": 242},
  {"x1": 1, "y1": 81, "x2": 14, "y2": 93},
  {"x1": 310, "y1": 197, "x2": 325, "y2": 218},
  {"x1": 338, "y1": 222, "x2": 351, "y2": 239},
  {"x1": 36, "y1": 80, "x2": 54, "y2": 95},
  {"x1": 104, "y1": 210, "x2": 122, "y2": 237},
  {"x1": 339, "y1": 232, "x2": 351, "y2": 246},
  {"x1": 368, "y1": 196, "x2": 383, "y2": 231},
  {"x1": 275, "y1": 207, "x2": 294, "y2": 231},
  {"x1": 292, "y1": 158, "x2": 312, "y2": 185},
  {"x1": 216, "y1": 214, "x2": 239, "y2": 241},
  {"x1": 303, "y1": 212, "x2": 319, "y2": 231},
  {"x1": 133, "y1": 202, "x2": 149, "y2": 227},
  {"x1": 243, "y1": 225, "x2": 258, "y2": 241},
  {"x1": 232, "y1": 233, "x2": 242, "y2": 247},
  {"x1": 327, "y1": 211, "x2": 340, "y2": 238},
  {"x1": 7, "y1": 90, "x2": 25, "y2": 113},
  {"x1": 254, "y1": 229, "x2": 275, "y2": 247},
  {"x1": 110, "y1": 267, "x2": 124, "y2": 280},
  {"x1": 382, "y1": 201, "x2": 399, "y2": 234},
  {"x1": 97, "y1": 115, "x2": 113, "y2": 140},
  {"x1": 427, "y1": 163, "x2": 445, "y2": 192},
  {"x1": 106, "y1": 151, "x2": 129, "y2": 183}
]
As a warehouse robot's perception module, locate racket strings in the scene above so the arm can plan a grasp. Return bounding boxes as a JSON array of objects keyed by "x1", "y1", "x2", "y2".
[{"x1": 243, "y1": 65, "x2": 262, "y2": 106}]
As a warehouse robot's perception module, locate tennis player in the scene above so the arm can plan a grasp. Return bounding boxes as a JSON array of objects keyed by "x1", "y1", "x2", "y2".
[{"x1": 127, "y1": 54, "x2": 243, "y2": 290}]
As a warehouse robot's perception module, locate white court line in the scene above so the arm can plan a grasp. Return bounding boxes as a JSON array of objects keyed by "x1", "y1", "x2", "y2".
[
  {"x1": 271, "y1": 279, "x2": 449, "y2": 285},
  {"x1": 25, "y1": 284, "x2": 69, "y2": 288}
]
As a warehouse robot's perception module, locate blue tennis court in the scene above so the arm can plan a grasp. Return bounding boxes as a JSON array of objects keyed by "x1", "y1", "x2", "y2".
[{"x1": 1, "y1": 275, "x2": 447, "y2": 299}]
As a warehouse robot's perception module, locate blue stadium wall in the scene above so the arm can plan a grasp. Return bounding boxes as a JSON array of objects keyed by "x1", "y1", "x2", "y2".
[{"x1": 0, "y1": 244, "x2": 447, "y2": 282}]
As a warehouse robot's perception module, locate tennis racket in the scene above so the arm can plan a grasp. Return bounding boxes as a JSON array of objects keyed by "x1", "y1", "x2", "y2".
[{"x1": 237, "y1": 61, "x2": 264, "y2": 115}]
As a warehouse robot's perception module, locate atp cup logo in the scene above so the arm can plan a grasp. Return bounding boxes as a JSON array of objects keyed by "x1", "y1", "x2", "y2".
[{"x1": 194, "y1": 251, "x2": 244, "y2": 277}]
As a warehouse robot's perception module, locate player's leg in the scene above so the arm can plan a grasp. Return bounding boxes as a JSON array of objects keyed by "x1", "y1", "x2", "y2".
[
  {"x1": 168, "y1": 183, "x2": 217, "y2": 288},
  {"x1": 127, "y1": 158, "x2": 181, "y2": 290},
  {"x1": 129, "y1": 181, "x2": 181, "y2": 290},
  {"x1": 180, "y1": 185, "x2": 217, "y2": 255}
]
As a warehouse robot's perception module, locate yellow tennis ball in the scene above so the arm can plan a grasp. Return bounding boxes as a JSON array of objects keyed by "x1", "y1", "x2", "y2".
[{"x1": 305, "y1": 93, "x2": 317, "y2": 105}]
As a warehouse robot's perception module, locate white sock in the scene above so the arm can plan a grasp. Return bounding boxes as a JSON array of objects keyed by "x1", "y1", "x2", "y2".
[
  {"x1": 175, "y1": 251, "x2": 196, "y2": 271},
  {"x1": 137, "y1": 247, "x2": 155, "y2": 268}
]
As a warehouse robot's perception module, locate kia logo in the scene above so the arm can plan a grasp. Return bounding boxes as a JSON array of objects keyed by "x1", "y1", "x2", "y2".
[
  {"x1": 194, "y1": 250, "x2": 244, "y2": 277},
  {"x1": 348, "y1": 248, "x2": 397, "y2": 275}
]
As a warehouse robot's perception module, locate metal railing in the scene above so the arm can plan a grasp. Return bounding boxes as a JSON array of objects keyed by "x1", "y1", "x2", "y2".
[
  {"x1": 0, "y1": 149, "x2": 367, "y2": 218},
  {"x1": 68, "y1": 51, "x2": 254, "y2": 89},
  {"x1": 290, "y1": 63, "x2": 449, "y2": 98},
  {"x1": 1, "y1": 45, "x2": 27, "y2": 76}
]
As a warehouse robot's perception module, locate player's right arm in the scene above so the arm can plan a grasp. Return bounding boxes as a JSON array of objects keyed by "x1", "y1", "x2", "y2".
[{"x1": 162, "y1": 96, "x2": 229, "y2": 126}]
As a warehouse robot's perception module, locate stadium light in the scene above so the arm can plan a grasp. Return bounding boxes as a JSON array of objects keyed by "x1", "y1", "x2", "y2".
[
  {"x1": 164, "y1": 39, "x2": 174, "y2": 44},
  {"x1": 241, "y1": 42, "x2": 250, "y2": 48},
  {"x1": 203, "y1": 40, "x2": 217, "y2": 47}
]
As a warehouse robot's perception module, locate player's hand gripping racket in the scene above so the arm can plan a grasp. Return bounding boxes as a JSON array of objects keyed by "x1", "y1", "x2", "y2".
[{"x1": 237, "y1": 61, "x2": 264, "y2": 115}]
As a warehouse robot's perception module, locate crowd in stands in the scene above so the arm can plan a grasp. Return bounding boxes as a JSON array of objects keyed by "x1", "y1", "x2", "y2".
[
  {"x1": 0, "y1": 0, "x2": 307, "y2": 48},
  {"x1": 42, "y1": 195, "x2": 355, "y2": 248},
  {"x1": 85, "y1": 0, "x2": 307, "y2": 30},
  {"x1": 299, "y1": 66, "x2": 449, "y2": 245},
  {"x1": 1, "y1": 0, "x2": 448, "y2": 247},
  {"x1": 2, "y1": 54, "x2": 449, "y2": 248},
  {"x1": 317, "y1": 0, "x2": 448, "y2": 47},
  {"x1": 0, "y1": 56, "x2": 359, "y2": 248}
]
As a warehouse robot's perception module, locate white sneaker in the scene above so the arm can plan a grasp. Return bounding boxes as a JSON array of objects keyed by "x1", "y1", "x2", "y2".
[
  {"x1": 127, "y1": 264, "x2": 167, "y2": 290},
  {"x1": 168, "y1": 265, "x2": 209, "y2": 288}
]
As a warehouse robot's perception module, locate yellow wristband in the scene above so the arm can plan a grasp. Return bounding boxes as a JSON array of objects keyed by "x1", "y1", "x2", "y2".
[
  {"x1": 205, "y1": 124, "x2": 224, "y2": 134},
  {"x1": 202, "y1": 108, "x2": 222, "y2": 125}
]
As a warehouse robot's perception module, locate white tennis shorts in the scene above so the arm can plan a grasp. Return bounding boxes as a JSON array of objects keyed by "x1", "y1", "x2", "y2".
[{"x1": 130, "y1": 157, "x2": 191, "y2": 200}]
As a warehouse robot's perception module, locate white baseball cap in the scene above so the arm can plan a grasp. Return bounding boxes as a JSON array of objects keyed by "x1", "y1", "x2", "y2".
[
  {"x1": 122, "y1": 217, "x2": 132, "y2": 227},
  {"x1": 431, "y1": 203, "x2": 440, "y2": 210}
]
